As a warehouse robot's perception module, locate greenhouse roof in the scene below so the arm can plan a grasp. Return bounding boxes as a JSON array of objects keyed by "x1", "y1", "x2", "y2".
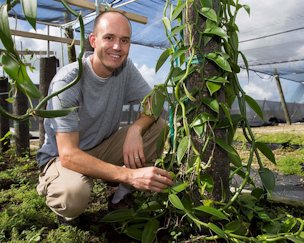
[{"x1": 1, "y1": 0, "x2": 304, "y2": 83}]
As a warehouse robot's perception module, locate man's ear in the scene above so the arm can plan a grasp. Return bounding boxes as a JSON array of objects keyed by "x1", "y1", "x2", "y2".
[{"x1": 88, "y1": 33, "x2": 96, "y2": 49}]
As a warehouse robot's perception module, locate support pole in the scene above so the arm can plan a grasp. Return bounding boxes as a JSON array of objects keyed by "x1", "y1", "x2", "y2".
[
  {"x1": 13, "y1": 90, "x2": 29, "y2": 156},
  {"x1": 274, "y1": 69, "x2": 291, "y2": 125},
  {"x1": 0, "y1": 77, "x2": 10, "y2": 152},
  {"x1": 184, "y1": 0, "x2": 230, "y2": 201},
  {"x1": 39, "y1": 57, "x2": 58, "y2": 147},
  {"x1": 65, "y1": 27, "x2": 77, "y2": 63}
]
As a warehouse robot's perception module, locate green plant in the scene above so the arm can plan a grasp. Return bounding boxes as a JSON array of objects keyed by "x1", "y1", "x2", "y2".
[
  {"x1": 0, "y1": 0, "x2": 85, "y2": 121},
  {"x1": 102, "y1": 0, "x2": 304, "y2": 242}
]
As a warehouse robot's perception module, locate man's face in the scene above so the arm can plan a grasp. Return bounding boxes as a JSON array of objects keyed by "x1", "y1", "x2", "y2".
[{"x1": 89, "y1": 13, "x2": 131, "y2": 77}]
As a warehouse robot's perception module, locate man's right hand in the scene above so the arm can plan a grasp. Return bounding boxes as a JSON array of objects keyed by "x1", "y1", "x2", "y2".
[{"x1": 127, "y1": 166, "x2": 174, "y2": 192}]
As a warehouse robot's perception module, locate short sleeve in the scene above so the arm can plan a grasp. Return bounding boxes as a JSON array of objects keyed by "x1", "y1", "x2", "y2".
[{"x1": 47, "y1": 79, "x2": 81, "y2": 132}]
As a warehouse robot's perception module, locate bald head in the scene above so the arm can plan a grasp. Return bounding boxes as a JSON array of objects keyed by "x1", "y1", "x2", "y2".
[{"x1": 93, "y1": 11, "x2": 132, "y2": 35}]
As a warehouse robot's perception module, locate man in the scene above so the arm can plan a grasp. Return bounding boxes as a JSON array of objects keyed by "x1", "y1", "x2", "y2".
[{"x1": 36, "y1": 11, "x2": 173, "y2": 222}]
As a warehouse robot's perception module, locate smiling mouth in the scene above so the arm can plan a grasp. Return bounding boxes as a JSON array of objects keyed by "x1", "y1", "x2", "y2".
[{"x1": 109, "y1": 53, "x2": 121, "y2": 59}]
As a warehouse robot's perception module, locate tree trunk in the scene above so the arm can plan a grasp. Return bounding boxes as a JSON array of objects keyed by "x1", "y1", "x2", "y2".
[
  {"x1": 185, "y1": 0, "x2": 230, "y2": 201},
  {"x1": 0, "y1": 77, "x2": 10, "y2": 152},
  {"x1": 39, "y1": 57, "x2": 57, "y2": 147},
  {"x1": 13, "y1": 90, "x2": 29, "y2": 156},
  {"x1": 65, "y1": 27, "x2": 77, "y2": 63}
]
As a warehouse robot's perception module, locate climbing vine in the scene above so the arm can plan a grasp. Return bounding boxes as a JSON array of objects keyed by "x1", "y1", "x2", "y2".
[
  {"x1": 102, "y1": 0, "x2": 304, "y2": 242},
  {"x1": 0, "y1": 0, "x2": 85, "y2": 120}
]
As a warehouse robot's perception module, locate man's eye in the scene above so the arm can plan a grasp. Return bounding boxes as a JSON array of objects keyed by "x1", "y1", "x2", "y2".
[
  {"x1": 104, "y1": 36, "x2": 112, "y2": 40},
  {"x1": 122, "y1": 39, "x2": 129, "y2": 44}
]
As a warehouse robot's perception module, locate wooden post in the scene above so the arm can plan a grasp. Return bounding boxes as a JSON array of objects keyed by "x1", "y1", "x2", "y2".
[
  {"x1": 274, "y1": 69, "x2": 291, "y2": 125},
  {"x1": 65, "y1": 27, "x2": 77, "y2": 63},
  {"x1": 13, "y1": 89, "x2": 29, "y2": 156},
  {"x1": 0, "y1": 77, "x2": 10, "y2": 152},
  {"x1": 39, "y1": 57, "x2": 57, "y2": 147},
  {"x1": 184, "y1": 0, "x2": 230, "y2": 201}
]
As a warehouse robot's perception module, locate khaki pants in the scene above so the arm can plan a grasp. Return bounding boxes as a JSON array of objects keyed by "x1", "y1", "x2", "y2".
[{"x1": 37, "y1": 118, "x2": 166, "y2": 219}]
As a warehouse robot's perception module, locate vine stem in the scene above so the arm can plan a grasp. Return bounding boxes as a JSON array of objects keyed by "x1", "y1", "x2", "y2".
[
  {"x1": 36, "y1": 0, "x2": 85, "y2": 110},
  {"x1": 0, "y1": 0, "x2": 85, "y2": 120}
]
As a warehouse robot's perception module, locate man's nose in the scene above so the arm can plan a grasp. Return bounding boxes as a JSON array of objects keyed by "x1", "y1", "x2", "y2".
[{"x1": 113, "y1": 40, "x2": 121, "y2": 50}]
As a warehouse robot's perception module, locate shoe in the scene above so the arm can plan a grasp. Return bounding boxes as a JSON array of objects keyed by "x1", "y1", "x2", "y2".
[
  {"x1": 108, "y1": 193, "x2": 135, "y2": 211},
  {"x1": 57, "y1": 215, "x2": 80, "y2": 227}
]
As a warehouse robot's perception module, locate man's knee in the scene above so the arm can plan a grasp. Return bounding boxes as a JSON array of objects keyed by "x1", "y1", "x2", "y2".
[
  {"x1": 143, "y1": 118, "x2": 168, "y2": 161},
  {"x1": 46, "y1": 177, "x2": 92, "y2": 219},
  {"x1": 153, "y1": 117, "x2": 167, "y2": 133}
]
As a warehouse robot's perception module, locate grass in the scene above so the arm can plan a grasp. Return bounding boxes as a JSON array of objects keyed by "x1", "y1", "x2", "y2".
[
  {"x1": 234, "y1": 125, "x2": 304, "y2": 177},
  {"x1": 0, "y1": 124, "x2": 304, "y2": 242},
  {"x1": 0, "y1": 148, "x2": 130, "y2": 242},
  {"x1": 234, "y1": 124, "x2": 304, "y2": 145}
]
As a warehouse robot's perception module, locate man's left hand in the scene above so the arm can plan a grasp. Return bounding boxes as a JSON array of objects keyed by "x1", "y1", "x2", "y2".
[{"x1": 123, "y1": 125, "x2": 145, "y2": 169}]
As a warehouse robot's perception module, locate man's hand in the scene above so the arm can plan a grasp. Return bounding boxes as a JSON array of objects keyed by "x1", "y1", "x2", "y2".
[
  {"x1": 128, "y1": 166, "x2": 174, "y2": 192},
  {"x1": 123, "y1": 124, "x2": 145, "y2": 168}
]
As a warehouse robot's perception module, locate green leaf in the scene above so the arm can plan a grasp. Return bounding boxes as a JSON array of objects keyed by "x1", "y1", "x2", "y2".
[
  {"x1": 204, "y1": 27, "x2": 228, "y2": 40},
  {"x1": 151, "y1": 87, "x2": 166, "y2": 117},
  {"x1": 140, "y1": 201, "x2": 164, "y2": 211},
  {"x1": 182, "y1": 83, "x2": 196, "y2": 102},
  {"x1": 206, "y1": 53, "x2": 232, "y2": 72},
  {"x1": 201, "y1": 0, "x2": 213, "y2": 8},
  {"x1": 193, "y1": 124, "x2": 204, "y2": 136},
  {"x1": 186, "y1": 212, "x2": 204, "y2": 229},
  {"x1": 169, "y1": 194, "x2": 185, "y2": 211},
  {"x1": 201, "y1": 173, "x2": 214, "y2": 193},
  {"x1": 244, "y1": 95, "x2": 264, "y2": 120},
  {"x1": 171, "y1": 2, "x2": 186, "y2": 21},
  {"x1": 34, "y1": 108, "x2": 78, "y2": 118},
  {"x1": 208, "y1": 223, "x2": 227, "y2": 239},
  {"x1": 21, "y1": 0, "x2": 37, "y2": 30},
  {"x1": 287, "y1": 236, "x2": 304, "y2": 243},
  {"x1": 224, "y1": 221, "x2": 248, "y2": 235},
  {"x1": 239, "y1": 51, "x2": 249, "y2": 79},
  {"x1": 169, "y1": 24, "x2": 185, "y2": 38},
  {"x1": 243, "y1": 4, "x2": 250, "y2": 15},
  {"x1": 156, "y1": 48, "x2": 172, "y2": 72},
  {"x1": 251, "y1": 188, "x2": 265, "y2": 200},
  {"x1": 230, "y1": 30, "x2": 239, "y2": 50},
  {"x1": 206, "y1": 76, "x2": 229, "y2": 84},
  {"x1": 190, "y1": 112, "x2": 217, "y2": 136},
  {"x1": 194, "y1": 206, "x2": 228, "y2": 220},
  {"x1": 101, "y1": 209, "x2": 135, "y2": 222},
  {"x1": 216, "y1": 138, "x2": 242, "y2": 167},
  {"x1": 177, "y1": 136, "x2": 189, "y2": 164},
  {"x1": 256, "y1": 142, "x2": 276, "y2": 165},
  {"x1": 171, "y1": 46, "x2": 187, "y2": 62},
  {"x1": 258, "y1": 168, "x2": 275, "y2": 194},
  {"x1": 142, "y1": 219, "x2": 160, "y2": 243},
  {"x1": 0, "y1": 4, "x2": 15, "y2": 53},
  {"x1": 219, "y1": 102, "x2": 232, "y2": 128},
  {"x1": 162, "y1": 17, "x2": 171, "y2": 32},
  {"x1": 202, "y1": 97, "x2": 219, "y2": 113},
  {"x1": 206, "y1": 81, "x2": 221, "y2": 95},
  {"x1": 1, "y1": 54, "x2": 41, "y2": 98},
  {"x1": 190, "y1": 112, "x2": 217, "y2": 127},
  {"x1": 124, "y1": 225, "x2": 142, "y2": 240},
  {"x1": 224, "y1": 221, "x2": 242, "y2": 233},
  {"x1": 199, "y1": 7, "x2": 218, "y2": 23},
  {"x1": 5, "y1": 97, "x2": 14, "y2": 103},
  {"x1": 171, "y1": 182, "x2": 189, "y2": 194}
]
